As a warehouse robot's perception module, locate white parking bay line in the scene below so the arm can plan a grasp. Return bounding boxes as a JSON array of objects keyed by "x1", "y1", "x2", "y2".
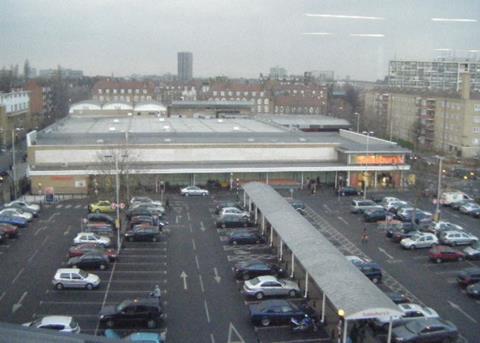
[
  {"x1": 40, "y1": 300, "x2": 104, "y2": 305},
  {"x1": 35, "y1": 313, "x2": 98, "y2": 318},
  {"x1": 115, "y1": 262, "x2": 167, "y2": 266},
  {"x1": 109, "y1": 280, "x2": 162, "y2": 284},
  {"x1": 75, "y1": 204, "x2": 82, "y2": 209},
  {"x1": 100, "y1": 270, "x2": 167, "y2": 274},
  {"x1": 119, "y1": 254, "x2": 166, "y2": 258},
  {"x1": 56, "y1": 204, "x2": 63, "y2": 209},
  {"x1": 65, "y1": 204, "x2": 72, "y2": 209}
]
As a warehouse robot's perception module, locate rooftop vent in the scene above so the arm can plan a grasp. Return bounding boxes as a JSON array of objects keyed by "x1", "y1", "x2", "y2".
[
  {"x1": 113, "y1": 119, "x2": 119, "y2": 123},
  {"x1": 164, "y1": 138, "x2": 172, "y2": 142},
  {"x1": 299, "y1": 138, "x2": 307, "y2": 142},
  {"x1": 233, "y1": 126, "x2": 240, "y2": 131},
  {"x1": 109, "y1": 127, "x2": 116, "y2": 131},
  {"x1": 248, "y1": 138, "x2": 255, "y2": 142},
  {"x1": 96, "y1": 139, "x2": 104, "y2": 144},
  {"x1": 217, "y1": 119, "x2": 224, "y2": 123},
  {"x1": 159, "y1": 117, "x2": 165, "y2": 121}
]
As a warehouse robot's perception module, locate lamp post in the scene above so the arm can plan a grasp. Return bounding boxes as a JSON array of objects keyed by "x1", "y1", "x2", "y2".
[
  {"x1": 114, "y1": 154, "x2": 121, "y2": 254},
  {"x1": 354, "y1": 112, "x2": 360, "y2": 132},
  {"x1": 434, "y1": 156, "x2": 444, "y2": 222},
  {"x1": 11, "y1": 127, "x2": 24, "y2": 199},
  {"x1": 362, "y1": 131, "x2": 374, "y2": 199}
]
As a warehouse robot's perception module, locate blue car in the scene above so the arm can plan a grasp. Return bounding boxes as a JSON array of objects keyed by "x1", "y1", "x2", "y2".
[
  {"x1": 249, "y1": 299, "x2": 306, "y2": 327},
  {"x1": 229, "y1": 230, "x2": 265, "y2": 245},
  {"x1": 105, "y1": 329, "x2": 165, "y2": 342},
  {"x1": 0, "y1": 215, "x2": 28, "y2": 228}
]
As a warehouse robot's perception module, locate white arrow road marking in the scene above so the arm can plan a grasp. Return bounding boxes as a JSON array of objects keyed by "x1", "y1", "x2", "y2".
[
  {"x1": 12, "y1": 291, "x2": 28, "y2": 313},
  {"x1": 227, "y1": 322, "x2": 246, "y2": 343},
  {"x1": 447, "y1": 301, "x2": 478, "y2": 323},
  {"x1": 213, "y1": 267, "x2": 221, "y2": 283},
  {"x1": 378, "y1": 247, "x2": 394, "y2": 259},
  {"x1": 180, "y1": 271, "x2": 188, "y2": 290},
  {"x1": 337, "y1": 216, "x2": 349, "y2": 225},
  {"x1": 200, "y1": 221, "x2": 206, "y2": 232}
]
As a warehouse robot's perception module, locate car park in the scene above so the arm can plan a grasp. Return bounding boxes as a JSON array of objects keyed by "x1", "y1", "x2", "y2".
[
  {"x1": 88, "y1": 200, "x2": 116, "y2": 214},
  {"x1": 390, "y1": 318, "x2": 458, "y2": 342},
  {"x1": 0, "y1": 208, "x2": 33, "y2": 221},
  {"x1": 336, "y1": 186, "x2": 362, "y2": 196},
  {"x1": 0, "y1": 223, "x2": 18, "y2": 239},
  {"x1": 363, "y1": 207, "x2": 387, "y2": 222},
  {"x1": 180, "y1": 186, "x2": 209, "y2": 196},
  {"x1": 401, "y1": 233, "x2": 438, "y2": 250},
  {"x1": 23, "y1": 315, "x2": 81, "y2": 334},
  {"x1": 67, "y1": 253, "x2": 110, "y2": 270},
  {"x1": 99, "y1": 297, "x2": 164, "y2": 328},
  {"x1": 463, "y1": 241, "x2": 480, "y2": 260},
  {"x1": 216, "y1": 214, "x2": 252, "y2": 228},
  {"x1": 5, "y1": 200, "x2": 40, "y2": 214},
  {"x1": 457, "y1": 267, "x2": 480, "y2": 287},
  {"x1": 249, "y1": 299, "x2": 307, "y2": 327},
  {"x1": 438, "y1": 230, "x2": 478, "y2": 246},
  {"x1": 52, "y1": 268, "x2": 101, "y2": 290},
  {"x1": 372, "y1": 303, "x2": 439, "y2": 330},
  {"x1": 219, "y1": 207, "x2": 250, "y2": 218},
  {"x1": 229, "y1": 230, "x2": 265, "y2": 245},
  {"x1": 243, "y1": 275, "x2": 300, "y2": 299},
  {"x1": 465, "y1": 283, "x2": 480, "y2": 298},
  {"x1": 351, "y1": 199, "x2": 381, "y2": 214},
  {"x1": 124, "y1": 225, "x2": 160, "y2": 242},
  {"x1": 232, "y1": 259, "x2": 284, "y2": 280},
  {"x1": 87, "y1": 213, "x2": 115, "y2": 226},
  {"x1": 429, "y1": 245, "x2": 465, "y2": 263},
  {"x1": 68, "y1": 243, "x2": 118, "y2": 261},
  {"x1": 0, "y1": 214, "x2": 28, "y2": 228},
  {"x1": 73, "y1": 232, "x2": 111, "y2": 247}
]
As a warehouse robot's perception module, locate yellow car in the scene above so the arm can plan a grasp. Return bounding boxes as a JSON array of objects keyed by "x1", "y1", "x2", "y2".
[{"x1": 88, "y1": 200, "x2": 115, "y2": 213}]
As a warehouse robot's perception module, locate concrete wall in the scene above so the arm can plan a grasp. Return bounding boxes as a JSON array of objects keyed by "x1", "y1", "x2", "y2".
[{"x1": 31, "y1": 175, "x2": 88, "y2": 194}]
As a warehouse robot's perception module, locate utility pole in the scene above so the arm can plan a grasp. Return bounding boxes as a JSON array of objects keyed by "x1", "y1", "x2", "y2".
[
  {"x1": 115, "y1": 154, "x2": 121, "y2": 253},
  {"x1": 12, "y1": 130, "x2": 16, "y2": 199},
  {"x1": 435, "y1": 156, "x2": 444, "y2": 222}
]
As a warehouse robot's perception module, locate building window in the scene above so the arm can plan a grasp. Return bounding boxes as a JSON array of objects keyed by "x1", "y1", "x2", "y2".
[
  {"x1": 128, "y1": 89, "x2": 132, "y2": 94},
  {"x1": 220, "y1": 91, "x2": 225, "y2": 96},
  {"x1": 213, "y1": 91, "x2": 217, "y2": 96},
  {"x1": 113, "y1": 89, "x2": 117, "y2": 94},
  {"x1": 473, "y1": 127, "x2": 480, "y2": 133},
  {"x1": 473, "y1": 116, "x2": 480, "y2": 124},
  {"x1": 228, "y1": 91, "x2": 232, "y2": 96},
  {"x1": 236, "y1": 91, "x2": 240, "y2": 96},
  {"x1": 143, "y1": 89, "x2": 147, "y2": 94},
  {"x1": 252, "y1": 91, "x2": 256, "y2": 96},
  {"x1": 98, "y1": 89, "x2": 102, "y2": 94},
  {"x1": 106, "y1": 89, "x2": 110, "y2": 94},
  {"x1": 264, "y1": 99, "x2": 269, "y2": 104},
  {"x1": 135, "y1": 89, "x2": 140, "y2": 94}
]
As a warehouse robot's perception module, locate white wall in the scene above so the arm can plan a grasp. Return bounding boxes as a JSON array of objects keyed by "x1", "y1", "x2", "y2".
[{"x1": 0, "y1": 91, "x2": 30, "y2": 113}]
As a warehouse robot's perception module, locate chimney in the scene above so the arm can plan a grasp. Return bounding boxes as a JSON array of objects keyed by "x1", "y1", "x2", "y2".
[{"x1": 460, "y1": 72, "x2": 471, "y2": 100}]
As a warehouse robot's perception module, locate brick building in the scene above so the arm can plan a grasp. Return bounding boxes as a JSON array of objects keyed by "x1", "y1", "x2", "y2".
[{"x1": 92, "y1": 79, "x2": 156, "y2": 104}]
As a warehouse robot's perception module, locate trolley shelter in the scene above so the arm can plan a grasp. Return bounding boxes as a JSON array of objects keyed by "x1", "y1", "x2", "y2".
[{"x1": 242, "y1": 182, "x2": 402, "y2": 343}]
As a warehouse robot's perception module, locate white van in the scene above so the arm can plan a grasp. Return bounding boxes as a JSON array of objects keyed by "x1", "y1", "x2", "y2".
[{"x1": 440, "y1": 191, "x2": 473, "y2": 206}]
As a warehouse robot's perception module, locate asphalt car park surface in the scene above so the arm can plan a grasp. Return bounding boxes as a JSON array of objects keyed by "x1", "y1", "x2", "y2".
[{"x1": 292, "y1": 188, "x2": 480, "y2": 343}]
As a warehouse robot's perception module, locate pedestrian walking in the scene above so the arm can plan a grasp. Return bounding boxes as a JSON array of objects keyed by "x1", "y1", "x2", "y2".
[
  {"x1": 165, "y1": 197, "x2": 170, "y2": 211},
  {"x1": 361, "y1": 227, "x2": 368, "y2": 244}
]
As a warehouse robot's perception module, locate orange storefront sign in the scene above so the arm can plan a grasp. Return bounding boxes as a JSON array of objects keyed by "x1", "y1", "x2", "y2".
[{"x1": 354, "y1": 155, "x2": 405, "y2": 165}]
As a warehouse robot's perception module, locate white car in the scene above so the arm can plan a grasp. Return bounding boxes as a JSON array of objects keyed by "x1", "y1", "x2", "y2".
[
  {"x1": 5, "y1": 200, "x2": 40, "y2": 213},
  {"x1": 130, "y1": 196, "x2": 163, "y2": 207},
  {"x1": 459, "y1": 202, "x2": 480, "y2": 214},
  {"x1": 52, "y1": 268, "x2": 100, "y2": 290},
  {"x1": 381, "y1": 197, "x2": 399, "y2": 207},
  {"x1": 23, "y1": 315, "x2": 81, "y2": 333},
  {"x1": 219, "y1": 207, "x2": 250, "y2": 218},
  {"x1": 73, "y1": 232, "x2": 111, "y2": 247},
  {"x1": 0, "y1": 208, "x2": 33, "y2": 221},
  {"x1": 373, "y1": 303, "x2": 439, "y2": 329},
  {"x1": 429, "y1": 221, "x2": 463, "y2": 234},
  {"x1": 438, "y1": 230, "x2": 478, "y2": 246},
  {"x1": 180, "y1": 186, "x2": 209, "y2": 196},
  {"x1": 243, "y1": 275, "x2": 300, "y2": 299},
  {"x1": 401, "y1": 233, "x2": 438, "y2": 250}
]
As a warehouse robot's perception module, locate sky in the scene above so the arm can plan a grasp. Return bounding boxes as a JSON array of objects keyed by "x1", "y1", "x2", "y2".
[{"x1": 0, "y1": 0, "x2": 479, "y2": 81}]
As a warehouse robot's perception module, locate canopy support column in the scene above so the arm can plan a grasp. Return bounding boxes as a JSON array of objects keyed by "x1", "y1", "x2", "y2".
[
  {"x1": 342, "y1": 319, "x2": 348, "y2": 343},
  {"x1": 269, "y1": 227, "x2": 273, "y2": 247},
  {"x1": 279, "y1": 240, "x2": 283, "y2": 261},
  {"x1": 304, "y1": 272, "x2": 309, "y2": 298},
  {"x1": 261, "y1": 215, "x2": 265, "y2": 235},
  {"x1": 321, "y1": 292, "x2": 326, "y2": 323},
  {"x1": 387, "y1": 317, "x2": 393, "y2": 343},
  {"x1": 290, "y1": 254, "x2": 295, "y2": 278}
]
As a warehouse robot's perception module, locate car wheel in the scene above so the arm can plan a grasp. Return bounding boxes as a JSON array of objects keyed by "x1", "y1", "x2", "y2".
[
  {"x1": 255, "y1": 292, "x2": 264, "y2": 300},
  {"x1": 185, "y1": 193, "x2": 190, "y2": 197},
  {"x1": 72, "y1": 264, "x2": 78, "y2": 268},
  {"x1": 288, "y1": 290, "x2": 297, "y2": 297},
  {"x1": 152, "y1": 237, "x2": 157, "y2": 242},
  {"x1": 232, "y1": 240, "x2": 238, "y2": 245},
  {"x1": 260, "y1": 317, "x2": 270, "y2": 327},
  {"x1": 242, "y1": 273, "x2": 250, "y2": 280},
  {"x1": 106, "y1": 320, "x2": 114, "y2": 328},
  {"x1": 436, "y1": 258, "x2": 442, "y2": 264},
  {"x1": 85, "y1": 283, "x2": 93, "y2": 290},
  {"x1": 147, "y1": 319, "x2": 157, "y2": 329},
  {"x1": 409, "y1": 245, "x2": 416, "y2": 250},
  {"x1": 99, "y1": 264, "x2": 107, "y2": 270},
  {"x1": 202, "y1": 192, "x2": 207, "y2": 196},
  {"x1": 341, "y1": 192, "x2": 345, "y2": 196},
  {"x1": 222, "y1": 223, "x2": 226, "y2": 229},
  {"x1": 55, "y1": 283, "x2": 64, "y2": 290}
]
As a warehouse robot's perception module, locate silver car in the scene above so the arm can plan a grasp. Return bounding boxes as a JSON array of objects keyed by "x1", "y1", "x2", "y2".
[
  {"x1": 219, "y1": 207, "x2": 250, "y2": 218},
  {"x1": 243, "y1": 275, "x2": 300, "y2": 299},
  {"x1": 52, "y1": 268, "x2": 101, "y2": 290},
  {"x1": 439, "y1": 230, "x2": 478, "y2": 246}
]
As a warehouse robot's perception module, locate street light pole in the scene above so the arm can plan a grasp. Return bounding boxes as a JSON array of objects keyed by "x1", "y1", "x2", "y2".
[
  {"x1": 362, "y1": 131, "x2": 374, "y2": 200},
  {"x1": 115, "y1": 154, "x2": 121, "y2": 253},
  {"x1": 12, "y1": 129, "x2": 16, "y2": 199},
  {"x1": 355, "y1": 112, "x2": 360, "y2": 132},
  {"x1": 435, "y1": 156, "x2": 444, "y2": 222}
]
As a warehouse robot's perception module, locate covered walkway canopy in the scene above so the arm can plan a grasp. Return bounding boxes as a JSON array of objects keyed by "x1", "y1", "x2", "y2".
[{"x1": 243, "y1": 182, "x2": 402, "y2": 321}]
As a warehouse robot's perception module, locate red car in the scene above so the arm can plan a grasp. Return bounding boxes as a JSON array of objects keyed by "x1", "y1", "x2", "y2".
[
  {"x1": 68, "y1": 243, "x2": 118, "y2": 262},
  {"x1": 429, "y1": 245, "x2": 465, "y2": 263},
  {"x1": 0, "y1": 223, "x2": 19, "y2": 239}
]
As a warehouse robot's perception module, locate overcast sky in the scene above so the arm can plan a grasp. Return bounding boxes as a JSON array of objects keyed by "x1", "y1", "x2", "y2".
[{"x1": 1, "y1": 0, "x2": 479, "y2": 80}]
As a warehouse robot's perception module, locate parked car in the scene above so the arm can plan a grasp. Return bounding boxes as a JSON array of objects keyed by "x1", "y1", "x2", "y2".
[
  {"x1": 99, "y1": 297, "x2": 164, "y2": 328},
  {"x1": 351, "y1": 199, "x2": 381, "y2": 214},
  {"x1": 229, "y1": 230, "x2": 265, "y2": 245},
  {"x1": 457, "y1": 267, "x2": 480, "y2": 287},
  {"x1": 219, "y1": 207, "x2": 250, "y2": 218},
  {"x1": 126, "y1": 207, "x2": 155, "y2": 220},
  {"x1": 289, "y1": 200, "x2": 306, "y2": 215},
  {"x1": 67, "y1": 253, "x2": 110, "y2": 270},
  {"x1": 0, "y1": 223, "x2": 18, "y2": 239},
  {"x1": 401, "y1": 233, "x2": 438, "y2": 250},
  {"x1": 233, "y1": 260, "x2": 284, "y2": 280},
  {"x1": 463, "y1": 241, "x2": 480, "y2": 260},
  {"x1": 23, "y1": 315, "x2": 81, "y2": 334},
  {"x1": 336, "y1": 186, "x2": 362, "y2": 196},
  {"x1": 363, "y1": 208, "x2": 387, "y2": 222},
  {"x1": 249, "y1": 299, "x2": 307, "y2": 327},
  {"x1": 52, "y1": 268, "x2": 101, "y2": 290},
  {"x1": 68, "y1": 243, "x2": 118, "y2": 262},
  {"x1": 372, "y1": 303, "x2": 439, "y2": 330},
  {"x1": 397, "y1": 208, "x2": 432, "y2": 224},
  {"x1": 459, "y1": 202, "x2": 480, "y2": 215},
  {"x1": 440, "y1": 191, "x2": 473, "y2": 206},
  {"x1": 346, "y1": 256, "x2": 382, "y2": 283},
  {"x1": 104, "y1": 330, "x2": 166, "y2": 342},
  {"x1": 429, "y1": 245, "x2": 465, "y2": 263},
  {"x1": 380, "y1": 197, "x2": 400, "y2": 207},
  {"x1": 388, "y1": 228, "x2": 420, "y2": 243},
  {"x1": 426, "y1": 221, "x2": 464, "y2": 234},
  {"x1": 0, "y1": 214, "x2": 28, "y2": 228},
  {"x1": 5, "y1": 200, "x2": 40, "y2": 214},
  {"x1": 73, "y1": 232, "x2": 111, "y2": 247},
  {"x1": 384, "y1": 291, "x2": 411, "y2": 305},
  {"x1": 470, "y1": 207, "x2": 480, "y2": 218},
  {"x1": 243, "y1": 275, "x2": 300, "y2": 299},
  {"x1": 125, "y1": 225, "x2": 160, "y2": 242},
  {"x1": 438, "y1": 230, "x2": 478, "y2": 246},
  {"x1": 0, "y1": 208, "x2": 33, "y2": 221},
  {"x1": 387, "y1": 201, "x2": 413, "y2": 215},
  {"x1": 180, "y1": 186, "x2": 209, "y2": 196},
  {"x1": 390, "y1": 318, "x2": 458, "y2": 342},
  {"x1": 466, "y1": 283, "x2": 480, "y2": 298},
  {"x1": 130, "y1": 196, "x2": 162, "y2": 207},
  {"x1": 88, "y1": 200, "x2": 115, "y2": 214},
  {"x1": 450, "y1": 199, "x2": 475, "y2": 210},
  {"x1": 87, "y1": 213, "x2": 115, "y2": 226},
  {"x1": 214, "y1": 201, "x2": 243, "y2": 215},
  {"x1": 216, "y1": 214, "x2": 252, "y2": 228}
]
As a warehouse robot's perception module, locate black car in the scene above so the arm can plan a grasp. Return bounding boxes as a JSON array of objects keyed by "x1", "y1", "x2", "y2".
[
  {"x1": 385, "y1": 223, "x2": 415, "y2": 238},
  {"x1": 67, "y1": 253, "x2": 110, "y2": 270},
  {"x1": 99, "y1": 297, "x2": 164, "y2": 329},
  {"x1": 87, "y1": 213, "x2": 115, "y2": 226},
  {"x1": 369, "y1": 193, "x2": 384, "y2": 203},
  {"x1": 351, "y1": 261, "x2": 382, "y2": 284},
  {"x1": 229, "y1": 231, "x2": 265, "y2": 245},
  {"x1": 457, "y1": 267, "x2": 480, "y2": 287},
  {"x1": 126, "y1": 207, "x2": 155, "y2": 220},
  {"x1": 389, "y1": 228, "x2": 421, "y2": 243},
  {"x1": 128, "y1": 215, "x2": 166, "y2": 230},
  {"x1": 84, "y1": 223, "x2": 114, "y2": 237},
  {"x1": 384, "y1": 291, "x2": 411, "y2": 304},
  {"x1": 466, "y1": 282, "x2": 480, "y2": 298},
  {"x1": 290, "y1": 200, "x2": 306, "y2": 215},
  {"x1": 214, "y1": 201, "x2": 243, "y2": 215},
  {"x1": 125, "y1": 225, "x2": 160, "y2": 242},
  {"x1": 470, "y1": 207, "x2": 480, "y2": 218},
  {"x1": 249, "y1": 299, "x2": 306, "y2": 327},
  {"x1": 391, "y1": 318, "x2": 458, "y2": 343},
  {"x1": 233, "y1": 260, "x2": 284, "y2": 280},
  {"x1": 216, "y1": 214, "x2": 252, "y2": 228},
  {"x1": 363, "y1": 208, "x2": 387, "y2": 222},
  {"x1": 336, "y1": 186, "x2": 362, "y2": 196}
]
